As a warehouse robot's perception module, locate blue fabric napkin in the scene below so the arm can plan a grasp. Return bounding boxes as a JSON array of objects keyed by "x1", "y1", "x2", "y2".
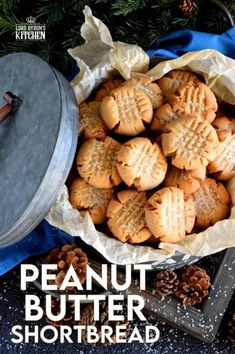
[
  {"x1": 147, "y1": 27, "x2": 235, "y2": 59},
  {"x1": 0, "y1": 221, "x2": 73, "y2": 275},
  {"x1": 1, "y1": 27, "x2": 235, "y2": 276}
]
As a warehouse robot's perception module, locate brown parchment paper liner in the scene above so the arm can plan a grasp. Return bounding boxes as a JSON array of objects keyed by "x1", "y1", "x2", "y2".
[{"x1": 46, "y1": 7, "x2": 235, "y2": 265}]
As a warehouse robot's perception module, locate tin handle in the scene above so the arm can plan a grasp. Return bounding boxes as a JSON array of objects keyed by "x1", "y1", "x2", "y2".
[{"x1": 0, "y1": 92, "x2": 22, "y2": 123}]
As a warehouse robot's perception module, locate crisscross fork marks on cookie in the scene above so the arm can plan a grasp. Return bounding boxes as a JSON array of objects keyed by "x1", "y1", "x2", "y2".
[
  {"x1": 100, "y1": 86, "x2": 153, "y2": 136},
  {"x1": 128, "y1": 140, "x2": 159, "y2": 174},
  {"x1": 136, "y1": 82, "x2": 155, "y2": 99},
  {"x1": 77, "y1": 137, "x2": 122, "y2": 188},
  {"x1": 173, "y1": 122, "x2": 208, "y2": 157},
  {"x1": 135, "y1": 143, "x2": 166, "y2": 180},
  {"x1": 162, "y1": 117, "x2": 218, "y2": 169},
  {"x1": 193, "y1": 179, "x2": 230, "y2": 228},
  {"x1": 115, "y1": 192, "x2": 146, "y2": 234},
  {"x1": 77, "y1": 185, "x2": 113, "y2": 208},
  {"x1": 169, "y1": 83, "x2": 217, "y2": 122},
  {"x1": 89, "y1": 140, "x2": 119, "y2": 175},
  {"x1": 117, "y1": 97, "x2": 140, "y2": 124},
  {"x1": 158, "y1": 70, "x2": 201, "y2": 97},
  {"x1": 179, "y1": 85, "x2": 205, "y2": 113},
  {"x1": 117, "y1": 138, "x2": 167, "y2": 190},
  {"x1": 115, "y1": 88, "x2": 150, "y2": 124},
  {"x1": 143, "y1": 144, "x2": 165, "y2": 178},
  {"x1": 121, "y1": 76, "x2": 163, "y2": 109},
  {"x1": 107, "y1": 190, "x2": 151, "y2": 243},
  {"x1": 79, "y1": 102, "x2": 107, "y2": 139},
  {"x1": 162, "y1": 188, "x2": 185, "y2": 237},
  {"x1": 208, "y1": 135, "x2": 235, "y2": 179},
  {"x1": 145, "y1": 187, "x2": 190, "y2": 243}
]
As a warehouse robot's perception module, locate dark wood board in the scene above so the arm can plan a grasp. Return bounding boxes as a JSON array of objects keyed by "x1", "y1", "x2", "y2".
[{"x1": 91, "y1": 247, "x2": 235, "y2": 343}]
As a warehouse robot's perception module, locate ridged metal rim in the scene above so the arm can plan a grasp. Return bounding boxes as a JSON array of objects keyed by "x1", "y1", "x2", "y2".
[{"x1": 0, "y1": 58, "x2": 78, "y2": 247}]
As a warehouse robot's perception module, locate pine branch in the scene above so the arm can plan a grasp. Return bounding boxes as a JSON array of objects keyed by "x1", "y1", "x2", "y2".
[
  {"x1": 37, "y1": 1, "x2": 66, "y2": 25},
  {"x1": 0, "y1": 0, "x2": 234, "y2": 74},
  {"x1": 111, "y1": 0, "x2": 150, "y2": 16},
  {"x1": 37, "y1": 41, "x2": 58, "y2": 62},
  {"x1": 62, "y1": 22, "x2": 84, "y2": 49},
  {"x1": 151, "y1": 0, "x2": 176, "y2": 10},
  {"x1": 0, "y1": 14, "x2": 19, "y2": 35},
  {"x1": 0, "y1": 0, "x2": 14, "y2": 15},
  {"x1": 0, "y1": 40, "x2": 34, "y2": 55},
  {"x1": 94, "y1": 0, "x2": 111, "y2": 3}
]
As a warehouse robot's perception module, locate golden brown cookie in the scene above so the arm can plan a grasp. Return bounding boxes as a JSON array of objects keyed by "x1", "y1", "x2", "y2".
[
  {"x1": 69, "y1": 177, "x2": 115, "y2": 224},
  {"x1": 157, "y1": 70, "x2": 202, "y2": 98},
  {"x1": 184, "y1": 197, "x2": 196, "y2": 234},
  {"x1": 107, "y1": 190, "x2": 152, "y2": 243},
  {"x1": 168, "y1": 83, "x2": 217, "y2": 123},
  {"x1": 145, "y1": 187, "x2": 195, "y2": 243},
  {"x1": 79, "y1": 101, "x2": 107, "y2": 140},
  {"x1": 121, "y1": 76, "x2": 163, "y2": 109},
  {"x1": 212, "y1": 116, "x2": 235, "y2": 141},
  {"x1": 208, "y1": 133, "x2": 235, "y2": 180},
  {"x1": 117, "y1": 137, "x2": 167, "y2": 191},
  {"x1": 192, "y1": 178, "x2": 231, "y2": 228},
  {"x1": 163, "y1": 165, "x2": 206, "y2": 195},
  {"x1": 95, "y1": 79, "x2": 124, "y2": 101},
  {"x1": 100, "y1": 86, "x2": 153, "y2": 136},
  {"x1": 161, "y1": 116, "x2": 219, "y2": 170},
  {"x1": 76, "y1": 137, "x2": 122, "y2": 189},
  {"x1": 150, "y1": 103, "x2": 198, "y2": 131}
]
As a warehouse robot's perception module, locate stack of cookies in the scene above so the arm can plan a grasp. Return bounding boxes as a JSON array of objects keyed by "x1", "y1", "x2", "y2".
[{"x1": 69, "y1": 70, "x2": 234, "y2": 246}]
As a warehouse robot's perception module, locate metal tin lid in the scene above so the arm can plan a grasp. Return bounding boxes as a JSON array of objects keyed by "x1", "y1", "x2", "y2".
[{"x1": 0, "y1": 53, "x2": 78, "y2": 247}]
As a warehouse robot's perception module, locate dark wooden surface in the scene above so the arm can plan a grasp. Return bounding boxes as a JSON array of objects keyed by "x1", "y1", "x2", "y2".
[
  {"x1": 91, "y1": 248, "x2": 235, "y2": 343},
  {"x1": 0, "y1": 250, "x2": 234, "y2": 353}
]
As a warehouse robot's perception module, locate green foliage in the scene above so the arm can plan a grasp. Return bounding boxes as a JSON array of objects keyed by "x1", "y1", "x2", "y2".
[
  {"x1": 0, "y1": 14, "x2": 19, "y2": 35},
  {"x1": 111, "y1": 0, "x2": 150, "y2": 16},
  {"x1": 0, "y1": 0, "x2": 234, "y2": 74}
]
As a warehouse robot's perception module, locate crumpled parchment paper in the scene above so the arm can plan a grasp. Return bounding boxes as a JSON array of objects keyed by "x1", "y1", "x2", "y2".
[{"x1": 46, "y1": 6, "x2": 235, "y2": 265}]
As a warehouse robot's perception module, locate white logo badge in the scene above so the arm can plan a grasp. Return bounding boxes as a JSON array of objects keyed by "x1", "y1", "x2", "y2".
[{"x1": 15, "y1": 17, "x2": 46, "y2": 40}]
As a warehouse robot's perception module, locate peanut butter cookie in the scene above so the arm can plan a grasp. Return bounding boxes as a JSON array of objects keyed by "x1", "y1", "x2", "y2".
[
  {"x1": 164, "y1": 165, "x2": 206, "y2": 195},
  {"x1": 212, "y1": 116, "x2": 235, "y2": 141},
  {"x1": 117, "y1": 137, "x2": 167, "y2": 191},
  {"x1": 168, "y1": 83, "x2": 217, "y2": 123},
  {"x1": 151, "y1": 103, "x2": 183, "y2": 131},
  {"x1": 70, "y1": 177, "x2": 115, "y2": 224},
  {"x1": 107, "y1": 190, "x2": 152, "y2": 243},
  {"x1": 100, "y1": 86, "x2": 153, "y2": 135},
  {"x1": 122, "y1": 76, "x2": 163, "y2": 109},
  {"x1": 208, "y1": 133, "x2": 235, "y2": 180},
  {"x1": 95, "y1": 79, "x2": 124, "y2": 101},
  {"x1": 157, "y1": 70, "x2": 201, "y2": 98},
  {"x1": 79, "y1": 101, "x2": 107, "y2": 140},
  {"x1": 77, "y1": 137, "x2": 122, "y2": 188},
  {"x1": 192, "y1": 178, "x2": 231, "y2": 228},
  {"x1": 162, "y1": 116, "x2": 219, "y2": 170},
  {"x1": 145, "y1": 187, "x2": 195, "y2": 243}
]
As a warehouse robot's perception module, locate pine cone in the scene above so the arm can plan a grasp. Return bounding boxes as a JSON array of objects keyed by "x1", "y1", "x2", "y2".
[
  {"x1": 228, "y1": 313, "x2": 235, "y2": 345},
  {"x1": 44, "y1": 297, "x2": 76, "y2": 327},
  {"x1": 178, "y1": 0, "x2": 197, "y2": 16},
  {"x1": 154, "y1": 269, "x2": 179, "y2": 297},
  {"x1": 46, "y1": 243, "x2": 88, "y2": 292},
  {"x1": 175, "y1": 265, "x2": 211, "y2": 305},
  {"x1": 80, "y1": 301, "x2": 129, "y2": 345}
]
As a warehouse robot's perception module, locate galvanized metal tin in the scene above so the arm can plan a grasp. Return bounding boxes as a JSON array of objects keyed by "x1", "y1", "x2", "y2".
[
  {"x1": 0, "y1": 53, "x2": 78, "y2": 247},
  {"x1": 0, "y1": 53, "x2": 200, "y2": 269}
]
